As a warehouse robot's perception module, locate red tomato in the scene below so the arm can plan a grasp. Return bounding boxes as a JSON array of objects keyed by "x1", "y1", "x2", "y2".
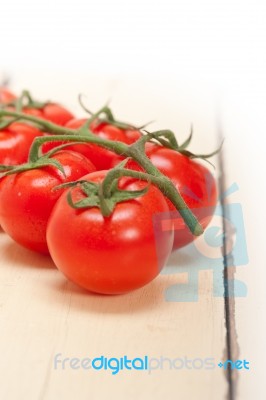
[
  {"x1": 0, "y1": 96, "x2": 73, "y2": 165},
  {"x1": 0, "y1": 90, "x2": 73, "y2": 125},
  {"x1": 146, "y1": 146, "x2": 217, "y2": 250},
  {"x1": 0, "y1": 151, "x2": 96, "y2": 254},
  {"x1": 42, "y1": 119, "x2": 141, "y2": 170},
  {"x1": 0, "y1": 122, "x2": 44, "y2": 165},
  {"x1": 47, "y1": 170, "x2": 174, "y2": 294},
  {"x1": 23, "y1": 103, "x2": 74, "y2": 126},
  {"x1": 0, "y1": 88, "x2": 16, "y2": 104}
]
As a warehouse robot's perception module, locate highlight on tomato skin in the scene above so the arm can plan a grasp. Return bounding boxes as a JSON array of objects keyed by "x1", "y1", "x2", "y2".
[
  {"x1": 0, "y1": 122, "x2": 44, "y2": 166},
  {"x1": 0, "y1": 91, "x2": 74, "y2": 165},
  {"x1": 42, "y1": 118, "x2": 142, "y2": 170},
  {"x1": 0, "y1": 151, "x2": 96, "y2": 254},
  {"x1": 47, "y1": 170, "x2": 174, "y2": 295}
]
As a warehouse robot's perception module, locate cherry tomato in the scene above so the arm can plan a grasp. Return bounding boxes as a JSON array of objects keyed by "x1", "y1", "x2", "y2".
[
  {"x1": 0, "y1": 88, "x2": 16, "y2": 104},
  {"x1": 121, "y1": 145, "x2": 217, "y2": 249},
  {"x1": 0, "y1": 151, "x2": 96, "y2": 254},
  {"x1": 47, "y1": 170, "x2": 174, "y2": 294},
  {"x1": 42, "y1": 119, "x2": 141, "y2": 170},
  {"x1": 0, "y1": 122, "x2": 44, "y2": 165},
  {"x1": 0, "y1": 89, "x2": 74, "y2": 125},
  {"x1": 0, "y1": 97, "x2": 74, "y2": 165},
  {"x1": 23, "y1": 103, "x2": 74, "y2": 126},
  {"x1": 146, "y1": 146, "x2": 217, "y2": 250}
]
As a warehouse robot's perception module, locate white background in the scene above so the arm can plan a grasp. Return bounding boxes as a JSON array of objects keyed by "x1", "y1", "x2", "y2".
[
  {"x1": 1, "y1": 0, "x2": 266, "y2": 142},
  {"x1": 1, "y1": 1, "x2": 265, "y2": 89}
]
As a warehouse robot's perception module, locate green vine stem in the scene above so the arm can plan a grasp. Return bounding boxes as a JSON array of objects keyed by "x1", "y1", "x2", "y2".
[
  {"x1": 0, "y1": 108, "x2": 203, "y2": 235},
  {"x1": 101, "y1": 167, "x2": 202, "y2": 235},
  {"x1": 0, "y1": 109, "x2": 76, "y2": 134}
]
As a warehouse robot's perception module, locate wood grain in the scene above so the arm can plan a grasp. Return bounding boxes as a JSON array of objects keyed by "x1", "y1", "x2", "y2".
[{"x1": 220, "y1": 93, "x2": 265, "y2": 400}]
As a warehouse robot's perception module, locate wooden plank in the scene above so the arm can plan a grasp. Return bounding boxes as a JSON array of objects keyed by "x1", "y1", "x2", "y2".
[
  {"x1": 0, "y1": 75, "x2": 228, "y2": 399},
  {"x1": 220, "y1": 88, "x2": 266, "y2": 400}
]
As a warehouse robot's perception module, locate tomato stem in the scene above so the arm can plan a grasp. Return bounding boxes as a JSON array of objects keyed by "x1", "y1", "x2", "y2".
[
  {"x1": 28, "y1": 135, "x2": 129, "y2": 163},
  {"x1": 102, "y1": 167, "x2": 203, "y2": 236},
  {"x1": 0, "y1": 109, "x2": 72, "y2": 133},
  {"x1": 0, "y1": 108, "x2": 204, "y2": 235},
  {"x1": 98, "y1": 183, "x2": 113, "y2": 216}
]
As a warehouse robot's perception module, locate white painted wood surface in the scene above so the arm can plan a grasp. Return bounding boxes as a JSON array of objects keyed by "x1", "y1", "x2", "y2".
[
  {"x1": 220, "y1": 86, "x2": 266, "y2": 400},
  {"x1": 0, "y1": 75, "x2": 234, "y2": 400}
]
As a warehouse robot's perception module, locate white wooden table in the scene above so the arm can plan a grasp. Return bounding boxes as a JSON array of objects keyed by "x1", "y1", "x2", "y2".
[{"x1": 0, "y1": 74, "x2": 263, "y2": 400}]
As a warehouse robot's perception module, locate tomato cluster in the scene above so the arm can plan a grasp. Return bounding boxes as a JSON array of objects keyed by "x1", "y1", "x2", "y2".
[{"x1": 0, "y1": 88, "x2": 218, "y2": 295}]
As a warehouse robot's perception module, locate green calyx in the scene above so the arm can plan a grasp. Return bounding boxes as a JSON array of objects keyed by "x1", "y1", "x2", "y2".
[
  {"x1": 145, "y1": 126, "x2": 223, "y2": 165},
  {"x1": 55, "y1": 159, "x2": 150, "y2": 217},
  {"x1": 0, "y1": 97, "x2": 223, "y2": 236},
  {"x1": 54, "y1": 157, "x2": 203, "y2": 236},
  {"x1": 78, "y1": 95, "x2": 146, "y2": 131},
  {"x1": 102, "y1": 162, "x2": 204, "y2": 236},
  {"x1": 56, "y1": 179, "x2": 149, "y2": 217},
  {"x1": 0, "y1": 90, "x2": 49, "y2": 112},
  {"x1": 176, "y1": 126, "x2": 224, "y2": 166}
]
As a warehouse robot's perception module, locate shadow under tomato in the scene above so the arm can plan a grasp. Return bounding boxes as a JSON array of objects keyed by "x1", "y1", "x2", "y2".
[
  {"x1": 46, "y1": 248, "x2": 195, "y2": 314},
  {"x1": 0, "y1": 240, "x2": 55, "y2": 269}
]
